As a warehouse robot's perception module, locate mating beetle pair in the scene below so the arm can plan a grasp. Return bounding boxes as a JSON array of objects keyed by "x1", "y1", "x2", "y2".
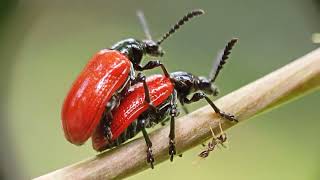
[
  {"x1": 62, "y1": 9, "x2": 204, "y2": 145},
  {"x1": 61, "y1": 9, "x2": 238, "y2": 168},
  {"x1": 92, "y1": 38, "x2": 238, "y2": 168}
]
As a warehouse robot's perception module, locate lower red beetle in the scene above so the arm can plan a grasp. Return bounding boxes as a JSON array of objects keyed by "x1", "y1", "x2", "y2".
[
  {"x1": 92, "y1": 38, "x2": 239, "y2": 168},
  {"x1": 61, "y1": 10, "x2": 204, "y2": 145}
]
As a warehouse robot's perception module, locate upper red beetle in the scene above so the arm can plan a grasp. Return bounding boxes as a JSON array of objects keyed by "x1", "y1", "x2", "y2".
[
  {"x1": 61, "y1": 9, "x2": 205, "y2": 145},
  {"x1": 92, "y1": 38, "x2": 239, "y2": 168}
]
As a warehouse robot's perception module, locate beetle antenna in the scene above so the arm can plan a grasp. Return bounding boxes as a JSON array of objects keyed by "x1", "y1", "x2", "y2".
[
  {"x1": 157, "y1": 9, "x2": 204, "y2": 45},
  {"x1": 137, "y1": 10, "x2": 152, "y2": 40},
  {"x1": 209, "y1": 38, "x2": 238, "y2": 83}
]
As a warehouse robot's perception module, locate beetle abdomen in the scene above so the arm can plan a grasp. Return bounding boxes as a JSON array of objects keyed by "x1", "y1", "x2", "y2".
[{"x1": 62, "y1": 49, "x2": 131, "y2": 145}]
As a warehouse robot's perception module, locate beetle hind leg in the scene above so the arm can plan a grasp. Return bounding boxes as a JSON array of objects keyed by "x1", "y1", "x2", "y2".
[{"x1": 139, "y1": 119, "x2": 155, "y2": 169}]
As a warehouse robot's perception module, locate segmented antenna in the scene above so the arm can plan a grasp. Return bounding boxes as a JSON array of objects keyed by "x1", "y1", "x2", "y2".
[
  {"x1": 137, "y1": 10, "x2": 152, "y2": 40},
  {"x1": 157, "y1": 9, "x2": 204, "y2": 45},
  {"x1": 209, "y1": 38, "x2": 238, "y2": 83}
]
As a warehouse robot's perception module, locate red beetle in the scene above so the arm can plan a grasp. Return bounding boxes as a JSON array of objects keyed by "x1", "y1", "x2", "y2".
[
  {"x1": 92, "y1": 39, "x2": 239, "y2": 168},
  {"x1": 62, "y1": 10, "x2": 204, "y2": 145}
]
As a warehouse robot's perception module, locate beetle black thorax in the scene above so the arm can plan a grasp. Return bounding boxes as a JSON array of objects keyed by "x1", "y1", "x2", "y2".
[
  {"x1": 170, "y1": 71, "x2": 198, "y2": 96},
  {"x1": 111, "y1": 38, "x2": 164, "y2": 70},
  {"x1": 170, "y1": 71, "x2": 218, "y2": 98},
  {"x1": 111, "y1": 38, "x2": 144, "y2": 66}
]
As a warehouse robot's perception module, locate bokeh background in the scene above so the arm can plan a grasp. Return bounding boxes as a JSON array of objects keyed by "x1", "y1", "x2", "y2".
[{"x1": 1, "y1": 0, "x2": 320, "y2": 179}]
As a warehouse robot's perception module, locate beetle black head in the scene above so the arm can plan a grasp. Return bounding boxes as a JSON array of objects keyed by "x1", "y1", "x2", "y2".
[
  {"x1": 197, "y1": 76, "x2": 219, "y2": 96},
  {"x1": 143, "y1": 39, "x2": 164, "y2": 57}
]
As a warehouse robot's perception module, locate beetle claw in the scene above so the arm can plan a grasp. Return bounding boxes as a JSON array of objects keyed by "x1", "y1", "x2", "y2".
[
  {"x1": 220, "y1": 112, "x2": 238, "y2": 122},
  {"x1": 169, "y1": 139, "x2": 176, "y2": 162},
  {"x1": 147, "y1": 147, "x2": 154, "y2": 169}
]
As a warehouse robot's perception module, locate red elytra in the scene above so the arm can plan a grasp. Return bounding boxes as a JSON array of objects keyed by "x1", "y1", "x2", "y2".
[
  {"x1": 61, "y1": 49, "x2": 131, "y2": 145},
  {"x1": 92, "y1": 74, "x2": 173, "y2": 151}
]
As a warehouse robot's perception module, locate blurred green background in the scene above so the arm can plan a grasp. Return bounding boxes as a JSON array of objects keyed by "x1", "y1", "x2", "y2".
[{"x1": 0, "y1": 0, "x2": 320, "y2": 179}]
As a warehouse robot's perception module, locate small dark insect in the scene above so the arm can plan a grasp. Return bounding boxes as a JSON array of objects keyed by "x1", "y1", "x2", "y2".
[{"x1": 199, "y1": 124, "x2": 227, "y2": 158}]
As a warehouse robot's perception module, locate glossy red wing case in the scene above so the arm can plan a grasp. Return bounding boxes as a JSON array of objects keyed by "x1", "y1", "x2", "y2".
[
  {"x1": 92, "y1": 74, "x2": 173, "y2": 151},
  {"x1": 62, "y1": 49, "x2": 131, "y2": 145}
]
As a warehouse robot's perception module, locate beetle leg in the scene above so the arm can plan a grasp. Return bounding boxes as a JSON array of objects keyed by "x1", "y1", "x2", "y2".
[
  {"x1": 168, "y1": 114, "x2": 176, "y2": 161},
  {"x1": 139, "y1": 119, "x2": 155, "y2": 169},
  {"x1": 102, "y1": 96, "x2": 120, "y2": 142},
  {"x1": 183, "y1": 92, "x2": 238, "y2": 122},
  {"x1": 135, "y1": 72, "x2": 160, "y2": 114},
  {"x1": 135, "y1": 60, "x2": 170, "y2": 78},
  {"x1": 142, "y1": 78, "x2": 160, "y2": 114},
  {"x1": 102, "y1": 111, "x2": 113, "y2": 142},
  {"x1": 179, "y1": 99, "x2": 189, "y2": 114},
  {"x1": 169, "y1": 92, "x2": 179, "y2": 161}
]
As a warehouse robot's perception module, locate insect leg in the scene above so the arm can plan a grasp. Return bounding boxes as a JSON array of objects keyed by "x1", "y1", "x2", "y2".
[
  {"x1": 102, "y1": 112, "x2": 113, "y2": 142},
  {"x1": 139, "y1": 119, "x2": 155, "y2": 169},
  {"x1": 169, "y1": 92, "x2": 179, "y2": 161},
  {"x1": 135, "y1": 60, "x2": 170, "y2": 78},
  {"x1": 179, "y1": 99, "x2": 189, "y2": 114},
  {"x1": 183, "y1": 92, "x2": 238, "y2": 122},
  {"x1": 102, "y1": 96, "x2": 119, "y2": 141},
  {"x1": 135, "y1": 72, "x2": 159, "y2": 114}
]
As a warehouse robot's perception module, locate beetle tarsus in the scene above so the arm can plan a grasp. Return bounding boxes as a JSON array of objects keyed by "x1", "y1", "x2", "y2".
[
  {"x1": 183, "y1": 92, "x2": 238, "y2": 122},
  {"x1": 141, "y1": 121, "x2": 155, "y2": 168},
  {"x1": 168, "y1": 93, "x2": 178, "y2": 161},
  {"x1": 219, "y1": 111, "x2": 238, "y2": 122},
  {"x1": 169, "y1": 139, "x2": 176, "y2": 162},
  {"x1": 147, "y1": 147, "x2": 155, "y2": 169}
]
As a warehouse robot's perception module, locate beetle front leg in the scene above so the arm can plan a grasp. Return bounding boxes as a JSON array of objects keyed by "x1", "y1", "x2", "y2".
[
  {"x1": 135, "y1": 60, "x2": 170, "y2": 78},
  {"x1": 183, "y1": 92, "x2": 238, "y2": 122},
  {"x1": 139, "y1": 119, "x2": 155, "y2": 169}
]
